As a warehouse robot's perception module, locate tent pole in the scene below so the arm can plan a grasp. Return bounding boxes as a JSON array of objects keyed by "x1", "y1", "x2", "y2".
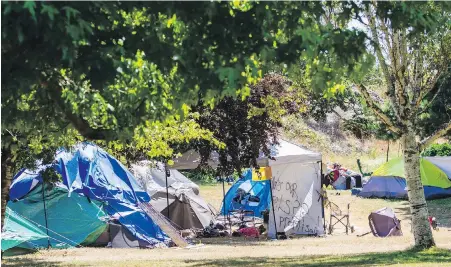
[
  {"x1": 42, "y1": 183, "x2": 51, "y2": 248},
  {"x1": 222, "y1": 177, "x2": 231, "y2": 235},
  {"x1": 319, "y1": 160, "x2": 326, "y2": 234},
  {"x1": 164, "y1": 162, "x2": 170, "y2": 219},
  {"x1": 269, "y1": 179, "x2": 277, "y2": 240},
  {"x1": 222, "y1": 177, "x2": 225, "y2": 215}
]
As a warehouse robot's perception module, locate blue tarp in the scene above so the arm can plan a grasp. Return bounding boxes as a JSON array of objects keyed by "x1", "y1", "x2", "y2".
[
  {"x1": 221, "y1": 169, "x2": 271, "y2": 217},
  {"x1": 8, "y1": 143, "x2": 169, "y2": 248}
]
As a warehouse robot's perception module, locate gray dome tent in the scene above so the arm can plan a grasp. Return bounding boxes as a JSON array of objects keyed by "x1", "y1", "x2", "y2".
[{"x1": 131, "y1": 162, "x2": 216, "y2": 230}]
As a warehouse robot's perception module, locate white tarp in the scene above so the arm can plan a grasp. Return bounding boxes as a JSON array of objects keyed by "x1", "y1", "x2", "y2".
[
  {"x1": 425, "y1": 157, "x2": 451, "y2": 178},
  {"x1": 268, "y1": 162, "x2": 324, "y2": 237},
  {"x1": 131, "y1": 161, "x2": 200, "y2": 195}
]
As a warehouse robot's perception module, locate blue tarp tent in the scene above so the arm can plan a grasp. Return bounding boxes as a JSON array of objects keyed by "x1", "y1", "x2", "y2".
[
  {"x1": 220, "y1": 169, "x2": 271, "y2": 218},
  {"x1": 5, "y1": 143, "x2": 169, "y2": 250}
]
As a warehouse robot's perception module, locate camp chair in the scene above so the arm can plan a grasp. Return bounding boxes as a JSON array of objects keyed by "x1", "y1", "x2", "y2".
[
  {"x1": 229, "y1": 209, "x2": 255, "y2": 226},
  {"x1": 328, "y1": 202, "x2": 352, "y2": 235}
]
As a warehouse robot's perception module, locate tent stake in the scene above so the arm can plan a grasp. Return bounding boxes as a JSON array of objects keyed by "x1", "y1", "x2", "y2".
[
  {"x1": 164, "y1": 162, "x2": 170, "y2": 219},
  {"x1": 42, "y1": 183, "x2": 51, "y2": 249},
  {"x1": 269, "y1": 179, "x2": 277, "y2": 240}
]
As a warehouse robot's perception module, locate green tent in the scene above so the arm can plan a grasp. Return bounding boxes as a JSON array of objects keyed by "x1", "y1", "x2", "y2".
[
  {"x1": 4, "y1": 184, "x2": 108, "y2": 251},
  {"x1": 370, "y1": 157, "x2": 451, "y2": 199},
  {"x1": 1, "y1": 207, "x2": 48, "y2": 251}
]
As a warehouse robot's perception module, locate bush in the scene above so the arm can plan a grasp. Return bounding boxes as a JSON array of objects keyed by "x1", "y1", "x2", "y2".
[{"x1": 422, "y1": 143, "x2": 451, "y2": 157}]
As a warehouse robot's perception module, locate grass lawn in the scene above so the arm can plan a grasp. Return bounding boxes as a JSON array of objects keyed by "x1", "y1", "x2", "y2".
[{"x1": 2, "y1": 185, "x2": 451, "y2": 267}]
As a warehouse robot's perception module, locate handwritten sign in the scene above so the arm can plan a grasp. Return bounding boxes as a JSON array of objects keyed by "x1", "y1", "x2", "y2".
[
  {"x1": 252, "y1": 167, "x2": 272, "y2": 181},
  {"x1": 268, "y1": 163, "x2": 323, "y2": 237}
]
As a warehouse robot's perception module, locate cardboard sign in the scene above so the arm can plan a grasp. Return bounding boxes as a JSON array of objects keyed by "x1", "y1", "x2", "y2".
[{"x1": 252, "y1": 167, "x2": 272, "y2": 181}]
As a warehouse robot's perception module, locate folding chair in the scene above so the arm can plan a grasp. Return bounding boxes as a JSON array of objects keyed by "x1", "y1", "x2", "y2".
[{"x1": 328, "y1": 203, "x2": 352, "y2": 235}]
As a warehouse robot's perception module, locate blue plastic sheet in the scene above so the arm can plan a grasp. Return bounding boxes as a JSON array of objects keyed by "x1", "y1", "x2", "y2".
[{"x1": 8, "y1": 143, "x2": 169, "y2": 249}]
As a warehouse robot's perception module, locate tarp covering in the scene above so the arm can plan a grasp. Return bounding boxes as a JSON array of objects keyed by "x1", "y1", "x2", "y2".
[
  {"x1": 132, "y1": 161, "x2": 200, "y2": 195},
  {"x1": 7, "y1": 143, "x2": 170, "y2": 250},
  {"x1": 268, "y1": 162, "x2": 323, "y2": 237},
  {"x1": 132, "y1": 162, "x2": 215, "y2": 229},
  {"x1": 1, "y1": 207, "x2": 49, "y2": 251},
  {"x1": 362, "y1": 157, "x2": 451, "y2": 199},
  {"x1": 220, "y1": 169, "x2": 271, "y2": 218}
]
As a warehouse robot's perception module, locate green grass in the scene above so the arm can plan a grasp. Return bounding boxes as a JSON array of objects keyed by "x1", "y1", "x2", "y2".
[
  {"x1": 181, "y1": 248, "x2": 451, "y2": 267},
  {"x1": 3, "y1": 248, "x2": 451, "y2": 267}
]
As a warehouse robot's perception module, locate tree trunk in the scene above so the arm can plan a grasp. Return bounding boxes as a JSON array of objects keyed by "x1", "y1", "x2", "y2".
[
  {"x1": 403, "y1": 130, "x2": 435, "y2": 248},
  {"x1": 1, "y1": 147, "x2": 13, "y2": 229}
]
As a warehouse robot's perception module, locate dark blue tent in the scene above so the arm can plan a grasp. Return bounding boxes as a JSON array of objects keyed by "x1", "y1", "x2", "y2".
[
  {"x1": 220, "y1": 169, "x2": 271, "y2": 218},
  {"x1": 358, "y1": 176, "x2": 408, "y2": 199},
  {"x1": 7, "y1": 143, "x2": 169, "y2": 249}
]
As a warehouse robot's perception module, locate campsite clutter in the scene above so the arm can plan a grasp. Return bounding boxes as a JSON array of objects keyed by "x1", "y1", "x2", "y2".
[
  {"x1": 324, "y1": 163, "x2": 363, "y2": 191},
  {"x1": 3, "y1": 140, "x2": 449, "y2": 255}
]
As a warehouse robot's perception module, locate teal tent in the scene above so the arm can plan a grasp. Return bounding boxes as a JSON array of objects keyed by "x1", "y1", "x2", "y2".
[
  {"x1": 2, "y1": 207, "x2": 48, "y2": 251},
  {"x1": 3, "y1": 183, "x2": 108, "y2": 251}
]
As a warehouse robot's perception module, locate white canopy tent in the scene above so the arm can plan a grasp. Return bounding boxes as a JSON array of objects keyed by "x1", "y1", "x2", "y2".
[{"x1": 171, "y1": 139, "x2": 325, "y2": 237}]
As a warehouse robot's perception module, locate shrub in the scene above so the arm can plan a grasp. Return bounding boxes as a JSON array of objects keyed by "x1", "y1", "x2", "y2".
[{"x1": 422, "y1": 143, "x2": 451, "y2": 157}]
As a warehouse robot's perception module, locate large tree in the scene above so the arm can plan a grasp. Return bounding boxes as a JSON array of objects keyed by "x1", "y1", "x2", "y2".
[{"x1": 348, "y1": 2, "x2": 451, "y2": 248}]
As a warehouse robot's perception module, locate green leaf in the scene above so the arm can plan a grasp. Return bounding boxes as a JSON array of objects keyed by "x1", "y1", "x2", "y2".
[
  {"x1": 23, "y1": 1, "x2": 37, "y2": 23},
  {"x1": 41, "y1": 3, "x2": 59, "y2": 21},
  {"x1": 62, "y1": 6, "x2": 80, "y2": 21}
]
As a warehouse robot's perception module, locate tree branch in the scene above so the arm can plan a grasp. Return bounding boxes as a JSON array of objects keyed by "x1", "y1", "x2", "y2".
[
  {"x1": 366, "y1": 6, "x2": 402, "y2": 123},
  {"x1": 356, "y1": 84, "x2": 401, "y2": 134},
  {"x1": 420, "y1": 121, "x2": 451, "y2": 150},
  {"x1": 414, "y1": 68, "x2": 444, "y2": 110},
  {"x1": 45, "y1": 77, "x2": 112, "y2": 140}
]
